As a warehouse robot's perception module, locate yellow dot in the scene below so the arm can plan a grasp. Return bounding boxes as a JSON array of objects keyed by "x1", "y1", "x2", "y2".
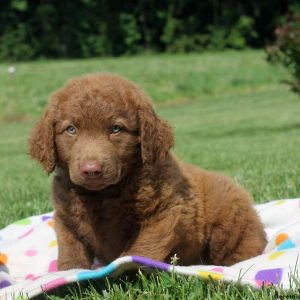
[
  {"x1": 268, "y1": 251, "x2": 285, "y2": 261},
  {"x1": 197, "y1": 271, "x2": 224, "y2": 281},
  {"x1": 48, "y1": 240, "x2": 58, "y2": 248},
  {"x1": 275, "y1": 200, "x2": 286, "y2": 205},
  {"x1": 275, "y1": 233, "x2": 289, "y2": 246}
]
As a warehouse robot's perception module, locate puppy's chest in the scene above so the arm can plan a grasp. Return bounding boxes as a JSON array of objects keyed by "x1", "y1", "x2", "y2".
[{"x1": 73, "y1": 197, "x2": 139, "y2": 259}]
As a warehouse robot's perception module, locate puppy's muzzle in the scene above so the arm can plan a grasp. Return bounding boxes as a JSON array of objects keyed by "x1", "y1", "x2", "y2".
[{"x1": 80, "y1": 160, "x2": 102, "y2": 179}]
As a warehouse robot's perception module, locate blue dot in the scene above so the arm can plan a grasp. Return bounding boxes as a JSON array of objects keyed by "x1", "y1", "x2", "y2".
[
  {"x1": 277, "y1": 239, "x2": 296, "y2": 251},
  {"x1": 77, "y1": 262, "x2": 116, "y2": 281}
]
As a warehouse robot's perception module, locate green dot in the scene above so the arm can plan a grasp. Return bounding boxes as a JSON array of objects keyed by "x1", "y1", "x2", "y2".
[
  {"x1": 16, "y1": 296, "x2": 28, "y2": 300},
  {"x1": 13, "y1": 218, "x2": 31, "y2": 225}
]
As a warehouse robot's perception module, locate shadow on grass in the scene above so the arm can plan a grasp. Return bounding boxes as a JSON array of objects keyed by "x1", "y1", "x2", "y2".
[
  {"x1": 31, "y1": 272, "x2": 136, "y2": 300},
  {"x1": 32, "y1": 278, "x2": 109, "y2": 300}
]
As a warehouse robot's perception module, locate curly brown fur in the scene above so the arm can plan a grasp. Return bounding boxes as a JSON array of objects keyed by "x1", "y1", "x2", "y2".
[{"x1": 29, "y1": 73, "x2": 267, "y2": 270}]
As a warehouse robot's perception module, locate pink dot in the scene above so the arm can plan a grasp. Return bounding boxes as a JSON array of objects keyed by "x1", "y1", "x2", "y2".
[
  {"x1": 26, "y1": 274, "x2": 35, "y2": 280},
  {"x1": 25, "y1": 249, "x2": 38, "y2": 256},
  {"x1": 42, "y1": 277, "x2": 67, "y2": 291},
  {"x1": 25, "y1": 274, "x2": 41, "y2": 280},
  {"x1": 212, "y1": 267, "x2": 224, "y2": 273},
  {"x1": 17, "y1": 227, "x2": 34, "y2": 239},
  {"x1": 48, "y1": 260, "x2": 57, "y2": 272}
]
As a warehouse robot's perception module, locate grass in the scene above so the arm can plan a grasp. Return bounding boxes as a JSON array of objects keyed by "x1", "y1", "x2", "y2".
[
  {"x1": 0, "y1": 49, "x2": 300, "y2": 299},
  {"x1": 0, "y1": 50, "x2": 287, "y2": 118},
  {"x1": 46, "y1": 271, "x2": 295, "y2": 300}
]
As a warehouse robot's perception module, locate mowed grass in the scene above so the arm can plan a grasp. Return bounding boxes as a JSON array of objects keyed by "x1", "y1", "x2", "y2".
[
  {"x1": 0, "y1": 50, "x2": 300, "y2": 299},
  {"x1": 0, "y1": 50, "x2": 288, "y2": 118}
]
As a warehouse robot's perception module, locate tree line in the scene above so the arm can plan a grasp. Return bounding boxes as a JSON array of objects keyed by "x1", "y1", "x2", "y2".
[{"x1": 0, "y1": 0, "x2": 298, "y2": 61}]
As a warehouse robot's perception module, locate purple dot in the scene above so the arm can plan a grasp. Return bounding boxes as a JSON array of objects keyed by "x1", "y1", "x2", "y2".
[
  {"x1": 132, "y1": 256, "x2": 171, "y2": 271},
  {"x1": 255, "y1": 268, "x2": 283, "y2": 287},
  {"x1": 0, "y1": 280, "x2": 11, "y2": 288},
  {"x1": 42, "y1": 216, "x2": 52, "y2": 222}
]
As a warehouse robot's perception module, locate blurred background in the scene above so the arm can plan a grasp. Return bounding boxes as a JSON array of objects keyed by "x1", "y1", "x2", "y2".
[
  {"x1": 0, "y1": 0, "x2": 300, "y2": 226},
  {"x1": 0, "y1": 0, "x2": 298, "y2": 59}
]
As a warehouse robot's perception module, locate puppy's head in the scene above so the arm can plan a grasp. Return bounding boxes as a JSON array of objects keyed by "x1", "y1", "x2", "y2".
[{"x1": 29, "y1": 73, "x2": 174, "y2": 191}]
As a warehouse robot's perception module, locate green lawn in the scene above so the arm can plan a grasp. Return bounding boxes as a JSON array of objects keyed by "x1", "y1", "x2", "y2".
[{"x1": 0, "y1": 50, "x2": 300, "y2": 299}]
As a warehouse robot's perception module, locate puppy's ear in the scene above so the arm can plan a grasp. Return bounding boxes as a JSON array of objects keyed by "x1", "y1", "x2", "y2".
[
  {"x1": 28, "y1": 106, "x2": 57, "y2": 174},
  {"x1": 139, "y1": 102, "x2": 174, "y2": 165}
]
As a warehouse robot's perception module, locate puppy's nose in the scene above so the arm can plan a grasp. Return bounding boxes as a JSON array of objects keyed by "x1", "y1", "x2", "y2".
[{"x1": 81, "y1": 160, "x2": 102, "y2": 178}]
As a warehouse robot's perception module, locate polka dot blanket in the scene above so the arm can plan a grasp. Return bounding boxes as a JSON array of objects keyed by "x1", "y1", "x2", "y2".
[{"x1": 1, "y1": 198, "x2": 300, "y2": 299}]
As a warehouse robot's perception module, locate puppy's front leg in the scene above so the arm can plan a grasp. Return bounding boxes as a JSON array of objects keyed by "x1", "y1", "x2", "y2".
[
  {"x1": 121, "y1": 207, "x2": 180, "y2": 261},
  {"x1": 54, "y1": 214, "x2": 93, "y2": 270}
]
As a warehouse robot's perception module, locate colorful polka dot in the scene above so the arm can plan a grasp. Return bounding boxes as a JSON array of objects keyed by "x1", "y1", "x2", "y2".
[
  {"x1": 277, "y1": 239, "x2": 296, "y2": 251},
  {"x1": 0, "y1": 253, "x2": 8, "y2": 265},
  {"x1": 275, "y1": 200, "x2": 286, "y2": 205},
  {"x1": 77, "y1": 262, "x2": 116, "y2": 280},
  {"x1": 47, "y1": 220, "x2": 55, "y2": 228},
  {"x1": 25, "y1": 249, "x2": 38, "y2": 257},
  {"x1": 268, "y1": 251, "x2": 285, "y2": 261},
  {"x1": 48, "y1": 240, "x2": 57, "y2": 248},
  {"x1": 25, "y1": 274, "x2": 41, "y2": 281},
  {"x1": 48, "y1": 260, "x2": 57, "y2": 272},
  {"x1": 17, "y1": 227, "x2": 34, "y2": 239},
  {"x1": 275, "y1": 233, "x2": 289, "y2": 246},
  {"x1": 13, "y1": 218, "x2": 31, "y2": 225},
  {"x1": 197, "y1": 270, "x2": 224, "y2": 281},
  {"x1": 255, "y1": 268, "x2": 283, "y2": 287},
  {"x1": 211, "y1": 267, "x2": 224, "y2": 273},
  {"x1": 0, "y1": 280, "x2": 11, "y2": 288},
  {"x1": 42, "y1": 215, "x2": 52, "y2": 222},
  {"x1": 42, "y1": 278, "x2": 67, "y2": 292}
]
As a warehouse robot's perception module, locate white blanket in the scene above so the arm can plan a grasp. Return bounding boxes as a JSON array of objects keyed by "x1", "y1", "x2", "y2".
[{"x1": 1, "y1": 199, "x2": 300, "y2": 299}]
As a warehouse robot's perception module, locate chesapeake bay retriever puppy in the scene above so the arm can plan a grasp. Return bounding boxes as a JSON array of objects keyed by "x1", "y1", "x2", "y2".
[{"x1": 29, "y1": 73, "x2": 266, "y2": 270}]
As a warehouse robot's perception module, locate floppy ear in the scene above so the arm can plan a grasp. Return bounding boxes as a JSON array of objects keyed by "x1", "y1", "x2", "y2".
[
  {"x1": 139, "y1": 102, "x2": 174, "y2": 165},
  {"x1": 28, "y1": 107, "x2": 57, "y2": 174}
]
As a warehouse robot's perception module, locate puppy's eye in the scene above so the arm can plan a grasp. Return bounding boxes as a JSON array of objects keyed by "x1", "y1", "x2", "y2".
[
  {"x1": 66, "y1": 125, "x2": 76, "y2": 135},
  {"x1": 110, "y1": 125, "x2": 122, "y2": 134}
]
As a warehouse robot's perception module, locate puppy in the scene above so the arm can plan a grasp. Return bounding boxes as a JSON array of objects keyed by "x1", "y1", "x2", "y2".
[{"x1": 29, "y1": 73, "x2": 266, "y2": 270}]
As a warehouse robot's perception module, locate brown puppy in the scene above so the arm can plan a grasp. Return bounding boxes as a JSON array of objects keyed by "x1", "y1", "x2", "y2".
[{"x1": 29, "y1": 73, "x2": 266, "y2": 270}]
